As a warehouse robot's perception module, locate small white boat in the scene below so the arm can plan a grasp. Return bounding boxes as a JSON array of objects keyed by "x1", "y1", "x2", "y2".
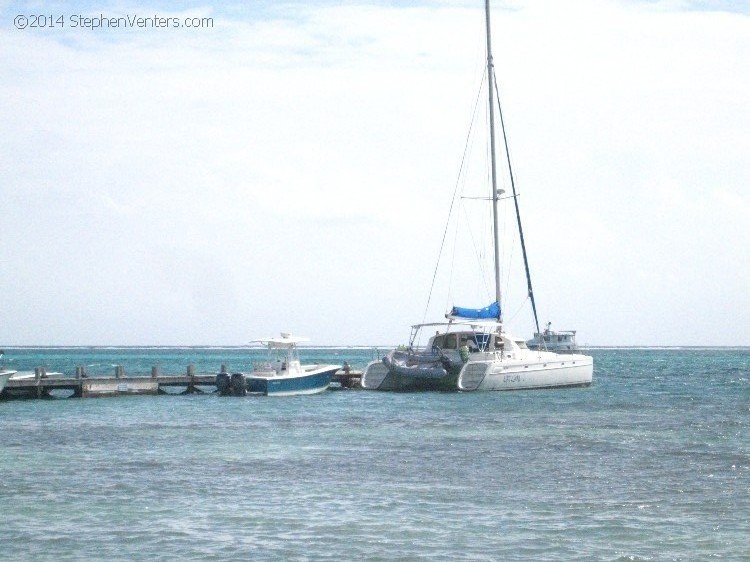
[
  {"x1": 220, "y1": 333, "x2": 340, "y2": 396},
  {"x1": 8, "y1": 370, "x2": 63, "y2": 381},
  {"x1": 526, "y1": 322, "x2": 582, "y2": 353},
  {"x1": 0, "y1": 369, "x2": 16, "y2": 394},
  {"x1": 0, "y1": 351, "x2": 17, "y2": 393}
]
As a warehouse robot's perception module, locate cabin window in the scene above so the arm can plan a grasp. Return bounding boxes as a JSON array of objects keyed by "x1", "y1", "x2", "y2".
[
  {"x1": 459, "y1": 333, "x2": 482, "y2": 352},
  {"x1": 515, "y1": 340, "x2": 528, "y2": 349},
  {"x1": 443, "y1": 333, "x2": 458, "y2": 350},
  {"x1": 474, "y1": 333, "x2": 491, "y2": 351},
  {"x1": 432, "y1": 335, "x2": 445, "y2": 349}
]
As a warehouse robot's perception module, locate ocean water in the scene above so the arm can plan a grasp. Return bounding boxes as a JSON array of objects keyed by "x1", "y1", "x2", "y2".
[{"x1": 1, "y1": 347, "x2": 748, "y2": 561}]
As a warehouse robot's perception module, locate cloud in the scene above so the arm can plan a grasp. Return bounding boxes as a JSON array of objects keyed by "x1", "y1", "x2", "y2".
[{"x1": 1, "y1": 0, "x2": 748, "y2": 345}]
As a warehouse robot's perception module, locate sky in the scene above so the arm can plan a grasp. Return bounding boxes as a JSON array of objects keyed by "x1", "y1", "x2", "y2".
[{"x1": 1, "y1": 0, "x2": 748, "y2": 346}]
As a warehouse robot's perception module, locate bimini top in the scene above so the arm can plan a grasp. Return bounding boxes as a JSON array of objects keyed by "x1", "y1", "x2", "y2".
[
  {"x1": 252, "y1": 333, "x2": 310, "y2": 348},
  {"x1": 412, "y1": 319, "x2": 502, "y2": 331}
]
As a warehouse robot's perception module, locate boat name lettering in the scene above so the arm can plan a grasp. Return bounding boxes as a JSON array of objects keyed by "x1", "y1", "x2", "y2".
[{"x1": 503, "y1": 374, "x2": 521, "y2": 383}]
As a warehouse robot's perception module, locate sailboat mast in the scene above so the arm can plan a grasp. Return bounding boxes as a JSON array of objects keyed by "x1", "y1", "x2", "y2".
[
  {"x1": 485, "y1": 0, "x2": 502, "y2": 322},
  {"x1": 495, "y1": 79, "x2": 542, "y2": 336}
]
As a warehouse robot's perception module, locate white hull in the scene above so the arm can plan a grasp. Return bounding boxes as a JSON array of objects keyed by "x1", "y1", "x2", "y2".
[
  {"x1": 458, "y1": 353, "x2": 593, "y2": 391},
  {"x1": 9, "y1": 371, "x2": 63, "y2": 380},
  {"x1": 526, "y1": 343, "x2": 581, "y2": 353},
  {"x1": 364, "y1": 350, "x2": 593, "y2": 392},
  {"x1": 0, "y1": 370, "x2": 16, "y2": 393},
  {"x1": 361, "y1": 361, "x2": 390, "y2": 390}
]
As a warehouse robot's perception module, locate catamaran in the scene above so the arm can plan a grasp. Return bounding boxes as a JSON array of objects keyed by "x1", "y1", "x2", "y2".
[{"x1": 361, "y1": 0, "x2": 593, "y2": 392}]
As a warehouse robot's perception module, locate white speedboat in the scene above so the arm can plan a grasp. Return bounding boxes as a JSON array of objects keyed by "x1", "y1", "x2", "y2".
[
  {"x1": 0, "y1": 351, "x2": 17, "y2": 394},
  {"x1": 362, "y1": 0, "x2": 593, "y2": 392},
  {"x1": 221, "y1": 333, "x2": 340, "y2": 396},
  {"x1": 526, "y1": 322, "x2": 582, "y2": 353},
  {"x1": 0, "y1": 369, "x2": 16, "y2": 394},
  {"x1": 8, "y1": 370, "x2": 63, "y2": 380}
]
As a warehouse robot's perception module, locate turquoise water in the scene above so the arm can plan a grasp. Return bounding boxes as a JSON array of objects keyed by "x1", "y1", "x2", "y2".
[{"x1": 1, "y1": 348, "x2": 748, "y2": 560}]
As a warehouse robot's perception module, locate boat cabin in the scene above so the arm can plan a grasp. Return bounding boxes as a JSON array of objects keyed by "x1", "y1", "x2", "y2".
[
  {"x1": 537, "y1": 332, "x2": 575, "y2": 345},
  {"x1": 252, "y1": 333, "x2": 307, "y2": 376},
  {"x1": 526, "y1": 322, "x2": 579, "y2": 351},
  {"x1": 416, "y1": 322, "x2": 529, "y2": 357},
  {"x1": 430, "y1": 331, "x2": 494, "y2": 352}
]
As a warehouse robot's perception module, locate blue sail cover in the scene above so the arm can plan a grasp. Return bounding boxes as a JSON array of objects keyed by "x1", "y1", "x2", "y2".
[{"x1": 450, "y1": 301, "x2": 501, "y2": 320}]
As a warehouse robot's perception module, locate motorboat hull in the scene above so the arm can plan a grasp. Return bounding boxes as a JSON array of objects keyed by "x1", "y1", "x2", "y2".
[
  {"x1": 246, "y1": 365, "x2": 339, "y2": 396},
  {"x1": 526, "y1": 343, "x2": 581, "y2": 353}
]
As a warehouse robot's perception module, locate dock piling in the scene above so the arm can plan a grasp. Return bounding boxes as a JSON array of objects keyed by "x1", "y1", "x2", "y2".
[{"x1": 182, "y1": 364, "x2": 202, "y2": 394}]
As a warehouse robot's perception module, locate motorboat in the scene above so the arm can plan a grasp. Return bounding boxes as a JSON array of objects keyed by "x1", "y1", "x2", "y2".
[
  {"x1": 526, "y1": 322, "x2": 582, "y2": 353},
  {"x1": 0, "y1": 350, "x2": 17, "y2": 394},
  {"x1": 0, "y1": 369, "x2": 16, "y2": 394},
  {"x1": 219, "y1": 333, "x2": 340, "y2": 396}
]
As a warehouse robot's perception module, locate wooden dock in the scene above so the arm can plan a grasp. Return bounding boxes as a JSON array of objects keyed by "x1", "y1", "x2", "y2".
[{"x1": 0, "y1": 366, "x2": 362, "y2": 400}]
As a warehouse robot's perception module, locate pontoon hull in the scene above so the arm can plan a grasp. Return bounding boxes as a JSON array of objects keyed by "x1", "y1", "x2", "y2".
[
  {"x1": 361, "y1": 359, "x2": 459, "y2": 391},
  {"x1": 362, "y1": 362, "x2": 458, "y2": 391},
  {"x1": 458, "y1": 354, "x2": 593, "y2": 391}
]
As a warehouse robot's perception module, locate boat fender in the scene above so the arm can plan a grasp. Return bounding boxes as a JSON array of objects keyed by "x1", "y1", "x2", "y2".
[
  {"x1": 230, "y1": 373, "x2": 247, "y2": 396},
  {"x1": 459, "y1": 345, "x2": 470, "y2": 362},
  {"x1": 215, "y1": 372, "x2": 231, "y2": 396}
]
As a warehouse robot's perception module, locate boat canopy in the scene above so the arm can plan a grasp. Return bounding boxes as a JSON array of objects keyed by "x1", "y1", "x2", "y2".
[
  {"x1": 252, "y1": 333, "x2": 309, "y2": 349},
  {"x1": 448, "y1": 301, "x2": 501, "y2": 320}
]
